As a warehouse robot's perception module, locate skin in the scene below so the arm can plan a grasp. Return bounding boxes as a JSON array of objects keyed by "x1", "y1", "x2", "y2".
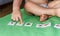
[
  {"x1": 24, "y1": 1, "x2": 60, "y2": 21},
  {"x1": 25, "y1": 0, "x2": 49, "y2": 22},
  {"x1": 26, "y1": 0, "x2": 48, "y2": 4},
  {"x1": 24, "y1": 1, "x2": 55, "y2": 21},
  {"x1": 40, "y1": 0, "x2": 60, "y2": 21},
  {"x1": 48, "y1": 1, "x2": 60, "y2": 17},
  {"x1": 48, "y1": 1, "x2": 60, "y2": 8},
  {"x1": 12, "y1": 0, "x2": 23, "y2": 24},
  {"x1": 12, "y1": 0, "x2": 49, "y2": 23},
  {"x1": 25, "y1": 0, "x2": 60, "y2": 21},
  {"x1": 24, "y1": 1, "x2": 55, "y2": 15},
  {"x1": 12, "y1": 0, "x2": 60, "y2": 24}
]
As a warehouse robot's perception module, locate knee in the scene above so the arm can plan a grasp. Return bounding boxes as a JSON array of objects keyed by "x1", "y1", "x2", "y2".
[
  {"x1": 24, "y1": 2, "x2": 30, "y2": 10},
  {"x1": 24, "y1": 1, "x2": 33, "y2": 11},
  {"x1": 48, "y1": 1, "x2": 60, "y2": 8}
]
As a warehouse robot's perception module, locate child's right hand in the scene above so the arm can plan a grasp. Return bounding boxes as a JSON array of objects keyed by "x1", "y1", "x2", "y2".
[{"x1": 11, "y1": 10, "x2": 23, "y2": 24}]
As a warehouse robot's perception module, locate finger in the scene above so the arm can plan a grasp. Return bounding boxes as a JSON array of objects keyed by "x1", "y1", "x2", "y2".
[
  {"x1": 11, "y1": 17, "x2": 13, "y2": 19},
  {"x1": 11, "y1": 17, "x2": 16, "y2": 21},
  {"x1": 19, "y1": 17, "x2": 23, "y2": 24},
  {"x1": 40, "y1": 15, "x2": 45, "y2": 22},
  {"x1": 40, "y1": 14, "x2": 49, "y2": 22},
  {"x1": 15, "y1": 17, "x2": 19, "y2": 21}
]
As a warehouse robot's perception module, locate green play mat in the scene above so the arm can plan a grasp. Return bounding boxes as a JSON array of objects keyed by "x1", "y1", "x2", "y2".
[{"x1": 0, "y1": 8, "x2": 60, "y2": 36}]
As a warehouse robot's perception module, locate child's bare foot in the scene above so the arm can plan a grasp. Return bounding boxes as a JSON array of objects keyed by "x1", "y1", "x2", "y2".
[{"x1": 40, "y1": 14, "x2": 50, "y2": 22}]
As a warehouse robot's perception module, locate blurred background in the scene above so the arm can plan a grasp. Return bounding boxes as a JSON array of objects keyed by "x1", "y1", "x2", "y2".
[
  {"x1": 0, "y1": 0, "x2": 12, "y2": 5},
  {"x1": 0, "y1": 0, "x2": 13, "y2": 18}
]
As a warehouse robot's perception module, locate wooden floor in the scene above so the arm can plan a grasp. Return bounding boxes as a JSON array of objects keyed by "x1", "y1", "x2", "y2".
[{"x1": 0, "y1": 2, "x2": 12, "y2": 18}]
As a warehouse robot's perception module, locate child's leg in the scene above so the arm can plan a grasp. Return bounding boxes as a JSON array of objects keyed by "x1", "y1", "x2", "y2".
[
  {"x1": 25, "y1": 0, "x2": 49, "y2": 22},
  {"x1": 42, "y1": 1, "x2": 60, "y2": 21},
  {"x1": 24, "y1": 1, "x2": 56, "y2": 21},
  {"x1": 24, "y1": 1, "x2": 55, "y2": 16},
  {"x1": 25, "y1": 0, "x2": 35, "y2": 15},
  {"x1": 38, "y1": 3, "x2": 49, "y2": 22},
  {"x1": 27, "y1": 0, "x2": 48, "y2": 4},
  {"x1": 48, "y1": 1, "x2": 60, "y2": 8},
  {"x1": 48, "y1": 1, "x2": 60, "y2": 17}
]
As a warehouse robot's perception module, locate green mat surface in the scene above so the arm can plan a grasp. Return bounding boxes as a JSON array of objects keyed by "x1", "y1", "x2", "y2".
[{"x1": 0, "y1": 9, "x2": 60, "y2": 36}]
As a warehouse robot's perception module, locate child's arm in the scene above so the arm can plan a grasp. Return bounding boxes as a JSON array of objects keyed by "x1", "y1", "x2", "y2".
[
  {"x1": 13, "y1": 0, "x2": 22, "y2": 11},
  {"x1": 12, "y1": 0, "x2": 23, "y2": 24}
]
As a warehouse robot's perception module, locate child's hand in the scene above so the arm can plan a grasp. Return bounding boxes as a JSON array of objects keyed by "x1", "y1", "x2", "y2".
[{"x1": 11, "y1": 10, "x2": 23, "y2": 24}]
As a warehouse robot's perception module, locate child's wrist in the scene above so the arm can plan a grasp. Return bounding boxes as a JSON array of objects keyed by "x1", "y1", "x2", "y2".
[
  {"x1": 13, "y1": 7, "x2": 20, "y2": 11},
  {"x1": 12, "y1": 9, "x2": 20, "y2": 13}
]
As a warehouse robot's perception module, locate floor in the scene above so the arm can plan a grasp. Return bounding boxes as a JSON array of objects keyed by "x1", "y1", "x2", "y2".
[{"x1": 0, "y1": 2, "x2": 12, "y2": 18}]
